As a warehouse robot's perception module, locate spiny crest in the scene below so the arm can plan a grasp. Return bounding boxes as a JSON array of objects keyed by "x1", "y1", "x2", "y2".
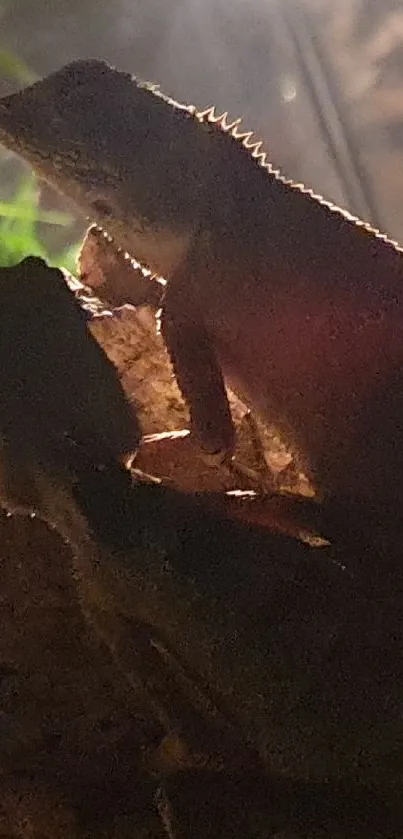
[
  {"x1": 193, "y1": 103, "x2": 403, "y2": 252},
  {"x1": 142, "y1": 80, "x2": 195, "y2": 117},
  {"x1": 194, "y1": 104, "x2": 281, "y2": 173}
]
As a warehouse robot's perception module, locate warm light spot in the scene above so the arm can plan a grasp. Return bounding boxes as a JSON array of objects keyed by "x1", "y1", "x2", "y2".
[{"x1": 281, "y1": 77, "x2": 297, "y2": 103}]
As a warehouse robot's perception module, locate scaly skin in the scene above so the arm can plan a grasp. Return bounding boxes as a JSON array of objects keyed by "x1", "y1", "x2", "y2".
[{"x1": 1, "y1": 60, "x2": 403, "y2": 517}]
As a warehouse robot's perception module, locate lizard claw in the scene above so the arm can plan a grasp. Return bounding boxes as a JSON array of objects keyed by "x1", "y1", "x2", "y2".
[{"x1": 200, "y1": 447, "x2": 232, "y2": 469}]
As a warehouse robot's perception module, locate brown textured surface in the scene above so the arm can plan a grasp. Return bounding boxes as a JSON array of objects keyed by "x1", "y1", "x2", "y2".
[
  {"x1": 90, "y1": 305, "x2": 189, "y2": 435},
  {"x1": 0, "y1": 257, "x2": 164, "y2": 837},
  {"x1": 0, "y1": 511, "x2": 165, "y2": 839}
]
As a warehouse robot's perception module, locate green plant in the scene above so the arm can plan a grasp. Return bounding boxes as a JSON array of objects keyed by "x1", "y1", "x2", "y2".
[
  {"x1": 0, "y1": 49, "x2": 38, "y2": 84},
  {"x1": 0, "y1": 171, "x2": 80, "y2": 271},
  {"x1": 0, "y1": 48, "x2": 81, "y2": 271}
]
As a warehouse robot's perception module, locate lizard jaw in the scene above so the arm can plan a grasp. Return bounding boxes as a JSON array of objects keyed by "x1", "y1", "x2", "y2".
[
  {"x1": 47, "y1": 167, "x2": 197, "y2": 281},
  {"x1": 97, "y1": 216, "x2": 195, "y2": 280}
]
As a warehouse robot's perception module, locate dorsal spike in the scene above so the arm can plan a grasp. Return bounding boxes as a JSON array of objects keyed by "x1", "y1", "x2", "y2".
[
  {"x1": 238, "y1": 131, "x2": 255, "y2": 146},
  {"x1": 196, "y1": 105, "x2": 222, "y2": 124},
  {"x1": 219, "y1": 111, "x2": 231, "y2": 130},
  {"x1": 250, "y1": 140, "x2": 264, "y2": 157},
  {"x1": 227, "y1": 117, "x2": 243, "y2": 134},
  {"x1": 194, "y1": 105, "x2": 212, "y2": 121},
  {"x1": 212, "y1": 110, "x2": 229, "y2": 125}
]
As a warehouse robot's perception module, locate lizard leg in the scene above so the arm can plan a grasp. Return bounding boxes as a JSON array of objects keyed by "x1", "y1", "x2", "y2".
[{"x1": 160, "y1": 291, "x2": 236, "y2": 460}]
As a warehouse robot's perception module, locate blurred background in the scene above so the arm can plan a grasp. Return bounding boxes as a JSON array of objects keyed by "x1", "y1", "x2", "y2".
[{"x1": 0, "y1": 0, "x2": 402, "y2": 269}]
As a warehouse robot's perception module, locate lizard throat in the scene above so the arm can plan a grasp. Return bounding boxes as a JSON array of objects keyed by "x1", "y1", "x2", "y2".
[
  {"x1": 103, "y1": 219, "x2": 196, "y2": 280},
  {"x1": 11, "y1": 157, "x2": 197, "y2": 281}
]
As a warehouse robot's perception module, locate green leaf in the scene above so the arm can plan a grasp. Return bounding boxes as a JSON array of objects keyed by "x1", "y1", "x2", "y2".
[
  {"x1": 0, "y1": 50, "x2": 38, "y2": 84},
  {"x1": 0, "y1": 171, "x2": 81, "y2": 270},
  {"x1": 0, "y1": 200, "x2": 72, "y2": 226}
]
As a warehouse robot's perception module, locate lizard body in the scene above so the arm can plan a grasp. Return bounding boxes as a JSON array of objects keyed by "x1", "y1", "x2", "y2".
[{"x1": 1, "y1": 60, "x2": 403, "y2": 513}]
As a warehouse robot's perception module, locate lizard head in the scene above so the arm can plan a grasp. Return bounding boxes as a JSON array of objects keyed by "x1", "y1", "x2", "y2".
[{"x1": 0, "y1": 59, "x2": 212, "y2": 275}]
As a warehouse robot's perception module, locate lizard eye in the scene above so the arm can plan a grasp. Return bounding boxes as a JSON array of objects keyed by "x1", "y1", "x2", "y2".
[{"x1": 91, "y1": 199, "x2": 113, "y2": 217}]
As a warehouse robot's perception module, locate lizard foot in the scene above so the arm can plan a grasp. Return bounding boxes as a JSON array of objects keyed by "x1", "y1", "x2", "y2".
[{"x1": 229, "y1": 410, "x2": 277, "y2": 494}]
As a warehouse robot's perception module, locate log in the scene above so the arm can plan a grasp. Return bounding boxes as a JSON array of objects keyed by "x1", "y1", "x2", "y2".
[{"x1": 0, "y1": 256, "x2": 402, "y2": 838}]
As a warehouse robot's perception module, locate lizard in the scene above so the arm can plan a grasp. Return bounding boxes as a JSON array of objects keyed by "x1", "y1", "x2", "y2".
[{"x1": 1, "y1": 59, "x2": 403, "y2": 538}]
